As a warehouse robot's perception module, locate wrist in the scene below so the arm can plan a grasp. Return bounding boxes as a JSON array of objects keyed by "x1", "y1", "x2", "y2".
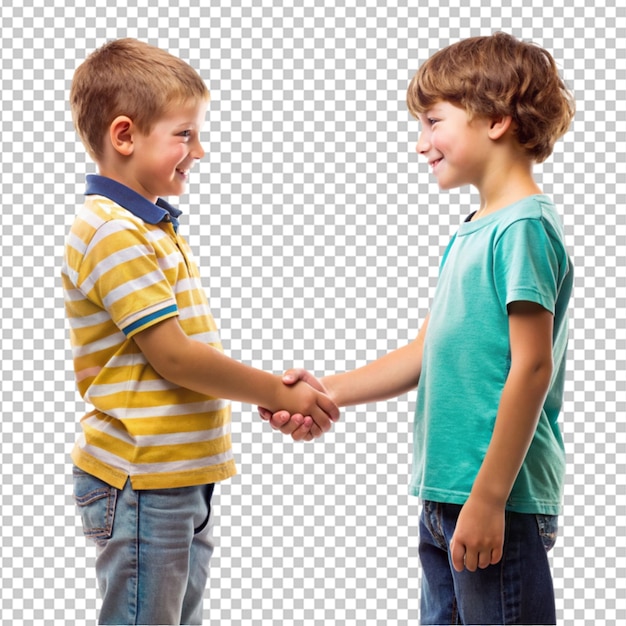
[
  {"x1": 259, "y1": 373, "x2": 286, "y2": 413},
  {"x1": 320, "y1": 375, "x2": 340, "y2": 406},
  {"x1": 469, "y1": 482, "x2": 509, "y2": 509}
]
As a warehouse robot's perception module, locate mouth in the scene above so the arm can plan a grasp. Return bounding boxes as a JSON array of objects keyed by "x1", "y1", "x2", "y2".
[
  {"x1": 176, "y1": 168, "x2": 189, "y2": 180},
  {"x1": 429, "y1": 157, "x2": 443, "y2": 171}
]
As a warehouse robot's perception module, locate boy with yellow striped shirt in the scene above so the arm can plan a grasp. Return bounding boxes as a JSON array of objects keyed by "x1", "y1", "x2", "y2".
[{"x1": 63, "y1": 39, "x2": 339, "y2": 625}]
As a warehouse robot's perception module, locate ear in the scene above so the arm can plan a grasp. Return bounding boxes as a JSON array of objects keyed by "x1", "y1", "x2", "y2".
[
  {"x1": 488, "y1": 115, "x2": 513, "y2": 140},
  {"x1": 108, "y1": 115, "x2": 135, "y2": 156}
]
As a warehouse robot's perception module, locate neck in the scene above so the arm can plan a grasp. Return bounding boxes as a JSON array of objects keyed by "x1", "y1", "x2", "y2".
[
  {"x1": 97, "y1": 160, "x2": 158, "y2": 204},
  {"x1": 474, "y1": 157, "x2": 541, "y2": 220}
]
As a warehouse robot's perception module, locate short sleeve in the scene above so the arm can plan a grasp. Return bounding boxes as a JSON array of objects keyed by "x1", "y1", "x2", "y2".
[
  {"x1": 493, "y1": 218, "x2": 564, "y2": 314},
  {"x1": 77, "y1": 219, "x2": 178, "y2": 336}
]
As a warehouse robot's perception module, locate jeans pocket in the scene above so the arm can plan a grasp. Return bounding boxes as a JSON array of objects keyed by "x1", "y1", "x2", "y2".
[
  {"x1": 535, "y1": 514, "x2": 558, "y2": 552},
  {"x1": 72, "y1": 467, "x2": 118, "y2": 541},
  {"x1": 194, "y1": 483, "x2": 215, "y2": 535}
]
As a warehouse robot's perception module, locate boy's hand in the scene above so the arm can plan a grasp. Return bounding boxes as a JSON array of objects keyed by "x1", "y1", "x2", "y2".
[
  {"x1": 259, "y1": 369, "x2": 336, "y2": 441},
  {"x1": 271, "y1": 375, "x2": 338, "y2": 439},
  {"x1": 450, "y1": 494, "x2": 505, "y2": 572}
]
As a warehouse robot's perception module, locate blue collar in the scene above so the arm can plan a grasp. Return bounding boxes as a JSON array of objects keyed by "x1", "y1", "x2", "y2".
[{"x1": 85, "y1": 175, "x2": 182, "y2": 231}]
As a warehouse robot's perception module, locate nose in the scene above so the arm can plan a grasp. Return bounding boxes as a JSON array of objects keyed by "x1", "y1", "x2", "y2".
[
  {"x1": 416, "y1": 130, "x2": 430, "y2": 155},
  {"x1": 193, "y1": 137, "x2": 205, "y2": 160}
]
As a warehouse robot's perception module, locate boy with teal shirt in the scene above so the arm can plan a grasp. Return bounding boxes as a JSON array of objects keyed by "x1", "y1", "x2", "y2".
[{"x1": 261, "y1": 33, "x2": 575, "y2": 624}]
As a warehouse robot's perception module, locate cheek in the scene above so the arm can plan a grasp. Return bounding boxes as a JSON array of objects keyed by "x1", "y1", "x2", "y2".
[
  {"x1": 167, "y1": 143, "x2": 188, "y2": 164},
  {"x1": 430, "y1": 131, "x2": 447, "y2": 153}
]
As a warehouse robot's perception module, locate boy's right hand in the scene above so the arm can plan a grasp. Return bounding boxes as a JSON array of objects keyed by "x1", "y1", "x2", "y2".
[
  {"x1": 260, "y1": 370, "x2": 334, "y2": 441},
  {"x1": 272, "y1": 374, "x2": 338, "y2": 439}
]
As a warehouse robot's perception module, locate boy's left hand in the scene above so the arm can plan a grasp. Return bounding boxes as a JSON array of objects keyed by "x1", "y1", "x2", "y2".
[{"x1": 450, "y1": 494, "x2": 505, "y2": 572}]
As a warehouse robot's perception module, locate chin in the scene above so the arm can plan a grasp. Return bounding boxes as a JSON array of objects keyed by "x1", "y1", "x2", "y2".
[{"x1": 437, "y1": 178, "x2": 464, "y2": 191}]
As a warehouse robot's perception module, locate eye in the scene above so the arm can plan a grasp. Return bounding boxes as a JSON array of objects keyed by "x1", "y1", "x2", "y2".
[
  {"x1": 427, "y1": 118, "x2": 439, "y2": 126},
  {"x1": 179, "y1": 130, "x2": 192, "y2": 139}
]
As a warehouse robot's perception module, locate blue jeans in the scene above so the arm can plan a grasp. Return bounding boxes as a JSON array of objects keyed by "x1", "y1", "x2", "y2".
[
  {"x1": 419, "y1": 501, "x2": 558, "y2": 625},
  {"x1": 73, "y1": 467, "x2": 215, "y2": 625}
]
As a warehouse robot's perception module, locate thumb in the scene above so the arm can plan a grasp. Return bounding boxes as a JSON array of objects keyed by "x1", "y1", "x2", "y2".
[{"x1": 282, "y1": 368, "x2": 326, "y2": 393}]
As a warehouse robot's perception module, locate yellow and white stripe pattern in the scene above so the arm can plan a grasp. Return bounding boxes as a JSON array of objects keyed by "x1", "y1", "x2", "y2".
[{"x1": 62, "y1": 176, "x2": 236, "y2": 489}]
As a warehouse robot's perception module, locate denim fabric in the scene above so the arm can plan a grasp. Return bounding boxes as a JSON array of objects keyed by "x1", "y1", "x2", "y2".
[
  {"x1": 419, "y1": 501, "x2": 558, "y2": 625},
  {"x1": 73, "y1": 467, "x2": 215, "y2": 625}
]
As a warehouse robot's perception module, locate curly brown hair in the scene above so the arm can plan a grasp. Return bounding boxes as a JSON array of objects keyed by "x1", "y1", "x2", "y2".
[
  {"x1": 406, "y1": 32, "x2": 575, "y2": 163},
  {"x1": 70, "y1": 39, "x2": 209, "y2": 162}
]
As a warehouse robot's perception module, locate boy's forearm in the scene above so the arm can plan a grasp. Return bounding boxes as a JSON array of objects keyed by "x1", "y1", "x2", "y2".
[
  {"x1": 320, "y1": 355, "x2": 414, "y2": 408},
  {"x1": 133, "y1": 318, "x2": 334, "y2": 420},
  {"x1": 321, "y1": 325, "x2": 428, "y2": 408},
  {"x1": 165, "y1": 338, "x2": 284, "y2": 407},
  {"x1": 140, "y1": 318, "x2": 278, "y2": 406}
]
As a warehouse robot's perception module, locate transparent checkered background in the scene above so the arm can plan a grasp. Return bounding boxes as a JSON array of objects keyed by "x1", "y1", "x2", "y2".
[{"x1": 1, "y1": 0, "x2": 624, "y2": 624}]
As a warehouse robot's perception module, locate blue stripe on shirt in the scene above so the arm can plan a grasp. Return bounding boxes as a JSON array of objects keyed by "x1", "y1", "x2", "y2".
[{"x1": 123, "y1": 305, "x2": 178, "y2": 336}]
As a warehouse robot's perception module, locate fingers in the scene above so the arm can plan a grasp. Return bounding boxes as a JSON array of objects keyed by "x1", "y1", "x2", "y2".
[
  {"x1": 270, "y1": 412, "x2": 301, "y2": 432},
  {"x1": 268, "y1": 412, "x2": 321, "y2": 442},
  {"x1": 450, "y1": 540, "x2": 502, "y2": 573},
  {"x1": 478, "y1": 550, "x2": 494, "y2": 570},
  {"x1": 291, "y1": 416, "x2": 317, "y2": 441},
  {"x1": 277, "y1": 413, "x2": 305, "y2": 436},
  {"x1": 316, "y1": 390, "x2": 340, "y2": 423},
  {"x1": 268, "y1": 410, "x2": 292, "y2": 430},
  {"x1": 269, "y1": 412, "x2": 314, "y2": 439},
  {"x1": 489, "y1": 545, "x2": 503, "y2": 566},
  {"x1": 270, "y1": 403, "x2": 334, "y2": 440},
  {"x1": 258, "y1": 406, "x2": 273, "y2": 421},
  {"x1": 450, "y1": 537, "x2": 466, "y2": 573}
]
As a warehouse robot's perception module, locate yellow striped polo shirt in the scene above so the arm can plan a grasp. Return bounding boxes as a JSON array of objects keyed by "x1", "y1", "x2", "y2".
[{"x1": 62, "y1": 175, "x2": 236, "y2": 490}]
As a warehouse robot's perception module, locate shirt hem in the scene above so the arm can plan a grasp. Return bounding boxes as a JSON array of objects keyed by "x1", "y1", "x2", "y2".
[
  {"x1": 71, "y1": 447, "x2": 237, "y2": 490},
  {"x1": 410, "y1": 485, "x2": 562, "y2": 515}
]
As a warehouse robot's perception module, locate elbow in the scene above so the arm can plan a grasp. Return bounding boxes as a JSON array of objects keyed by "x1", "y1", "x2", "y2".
[
  {"x1": 518, "y1": 355, "x2": 553, "y2": 393},
  {"x1": 536, "y1": 360, "x2": 553, "y2": 393},
  {"x1": 509, "y1": 335, "x2": 552, "y2": 375},
  {"x1": 135, "y1": 337, "x2": 190, "y2": 386},
  {"x1": 132, "y1": 318, "x2": 196, "y2": 387},
  {"x1": 150, "y1": 354, "x2": 184, "y2": 385},
  {"x1": 150, "y1": 339, "x2": 196, "y2": 385}
]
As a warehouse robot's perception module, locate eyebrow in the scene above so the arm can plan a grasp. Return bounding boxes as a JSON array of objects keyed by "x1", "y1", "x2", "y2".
[
  {"x1": 425, "y1": 104, "x2": 444, "y2": 116},
  {"x1": 172, "y1": 119, "x2": 200, "y2": 129}
]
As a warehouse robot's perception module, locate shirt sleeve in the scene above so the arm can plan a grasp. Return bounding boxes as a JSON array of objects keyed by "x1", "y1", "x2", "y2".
[
  {"x1": 76, "y1": 219, "x2": 179, "y2": 337},
  {"x1": 493, "y1": 217, "x2": 565, "y2": 315}
]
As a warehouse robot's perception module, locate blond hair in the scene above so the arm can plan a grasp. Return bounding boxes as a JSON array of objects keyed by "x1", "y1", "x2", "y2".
[
  {"x1": 407, "y1": 32, "x2": 575, "y2": 162},
  {"x1": 70, "y1": 39, "x2": 209, "y2": 161}
]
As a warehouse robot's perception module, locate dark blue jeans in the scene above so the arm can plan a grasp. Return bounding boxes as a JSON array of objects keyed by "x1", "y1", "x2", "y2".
[{"x1": 419, "y1": 501, "x2": 558, "y2": 625}]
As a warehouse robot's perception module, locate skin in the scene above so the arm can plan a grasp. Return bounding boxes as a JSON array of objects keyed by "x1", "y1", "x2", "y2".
[
  {"x1": 260, "y1": 100, "x2": 555, "y2": 572},
  {"x1": 95, "y1": 101, "x2": 340, "y2": 434},
  {"x1": 133, "y1": 318, "x2": 339, "y2": 434},
  {"x1": 99, "y1": 99, "x2": 209, "y2": 203}
]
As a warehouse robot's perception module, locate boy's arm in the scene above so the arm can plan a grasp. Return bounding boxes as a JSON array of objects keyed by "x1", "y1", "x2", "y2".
[
  {"x1": 260, "y1": 315, "x2": 430, "y2": 440},
  {"x1": 450, "y1": 301, "x2": 554, "y2": 572},
  {"x1": 133, "y1": 317, "x2": 339, "y2": 436}
]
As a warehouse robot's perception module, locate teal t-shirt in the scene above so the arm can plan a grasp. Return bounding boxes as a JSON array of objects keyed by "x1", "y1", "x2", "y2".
[{"x1": 409, "y1": 195, "x2": 573, "y2": 515}]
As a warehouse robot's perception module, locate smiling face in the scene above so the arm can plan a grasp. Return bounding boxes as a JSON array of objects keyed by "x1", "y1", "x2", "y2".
[
  {"x1": 415, "y1": 101, "x2": 494, "y2": 191},
  {"x1": 124, "y1": 98, "x2": 209, "y2": 202}
]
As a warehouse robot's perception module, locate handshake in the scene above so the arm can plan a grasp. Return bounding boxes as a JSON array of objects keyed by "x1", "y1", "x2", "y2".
[{"x1": 259, "y1": 369, "x2": 338, "y2": 442}]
